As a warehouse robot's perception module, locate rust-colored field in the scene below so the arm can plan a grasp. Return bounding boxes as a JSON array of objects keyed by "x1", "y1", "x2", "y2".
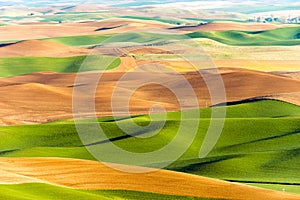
[
  {"x1": 0, "y1": 157, "x2": 299, "y2": 200},
  {"x1": 1, "y1": 21, "x2": 295, "y2": 42},
  {"x1": 0, "y1": 19, "x2": 171, "y2": 41},
  {"x1": 0, "y1": 40, "x2": 90, "y2": 57},
  {"x1": 0, "y1": 68, "x2": 299, "y2": 125},
  {"x1": 1, "y1": 4, "x2": 300, "y2": 200}
]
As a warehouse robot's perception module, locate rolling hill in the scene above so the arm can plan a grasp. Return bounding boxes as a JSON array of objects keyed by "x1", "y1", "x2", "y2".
[
  {"x1": 0, "y1": 100, "x2": 299, "y2": 158},
  {"x1": 187, "y1": 26, "x2": 300, "y2": 46},
  {"x1": 44, "y1": 34, "x2": 110, "y2": 47},
  {"x1": 0, "y1": 40, "x2": 90, "y2": 57},
  {"x1": 170, "y1": 21, "x2": 293, "y2": 32},
  {"x1": 0, "y1": 55, "x2": 120, "y2": 77},
  {"x1": 0, "y1": 68, "x2": 299, "y2": 125},
  {"x1": 0, "y1": 19, "x2": 172, "y2": 42},
  {"x1": 1, "y1": 4, "x2": 300, "y2": 200},
  {"x1": 0, "y1": 183, "x2": 210, "y2": 200},
  {"x1": 0, "y1": 100, "x2": 299, "y2": 196},
  {"x1": 0, "y1": 157, "x2": 299, "y2": 200}
]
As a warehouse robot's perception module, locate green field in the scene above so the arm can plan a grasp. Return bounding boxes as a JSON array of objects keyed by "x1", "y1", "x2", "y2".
[
  {"x1": 3, "y1": 26, "x2": 299, "y2": 49},
  {"x1": 44, "y1": 35, "x2": 111, "y2": 47},
  {"x1": 1, "y1": 100, "x2": 300, "y2": 194},
  {"x1": 121, "y1": 16, "x2": 185, "y2": 25},
  {"x1": 41, "y1": 26, "x2": 300, "y2": 48},
  {"x1": 1, "y1": 3, "x2": 300, "y2": 199},
  {"x1": 42, "y1": 32, "x2": 185, "y2": 47},
  {"x1": 0, "y1": 55, "x2": 121, "y2": 77},
  {"x1": 91, "y1": 32, "x2": 184, "y2": 46},
  {"x1": 1, "y1": 100, "x2": 299, "y2": 157},
  {"x1": 247, "y1": 183, "x2": 300, "y2": 195},
  {"x1": 39, "y1": 14, "x2": 103, "y2": 23},
  {"x1": 187, "y1": 26, "x2": 300, "y2": 46},
  {"x1": 0, "y1": 183, "x2": 210, "y2": 200},
  {"x1": 0, "y1": 32, "x2": 180, "y2": 48}
]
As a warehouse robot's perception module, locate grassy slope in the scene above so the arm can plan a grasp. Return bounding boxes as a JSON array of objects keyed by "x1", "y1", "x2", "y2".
[
  {"x1": 120, "y1": 16, "x2": 183, "y2": 25},
  {"x1": 0, "y1": 32, "x2": 175, "y2": 47},
  {"x1": 0, "y1": 55, "x2": 121, "y2": 77},
  {"x1": 39, "y1": 14, "x2": 104, "y2": 23},
  {"x1": 0, "y1": 100, "x2": 298, "y2": 155},
  {"x1": 44, "y1": 35, "x2": 110, "y2": 47},
  {"x1": 0, "y1": 183, "x2": 209, "y2": 200},
  {"x1": 1, "y1": 26, "x2": 300, "y2": 47},
  {"x1": 96, "y1": 32, "x2": 183, "y2": 45},
  {"x1": 47, "y1": 26, "x2": 300, "y2": 46},
  {"x1": 187, "y1": 26, "x2": 300, "y2": 46},
  {"x1": 247, "y1": 183, "x2": 300, "y2": 195},
  {"x1": 2, "y1": 26, "x2": 297, "y2": 48},
  {"x1": 43, "y1": 32, "x2": 184, "y2": 47},
  {"x1": 1, "y1": 100, "x2": 300, "y2": 194},
  {"x1": 45, "y1": 26, "x2": 300, "y2": 47}
]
